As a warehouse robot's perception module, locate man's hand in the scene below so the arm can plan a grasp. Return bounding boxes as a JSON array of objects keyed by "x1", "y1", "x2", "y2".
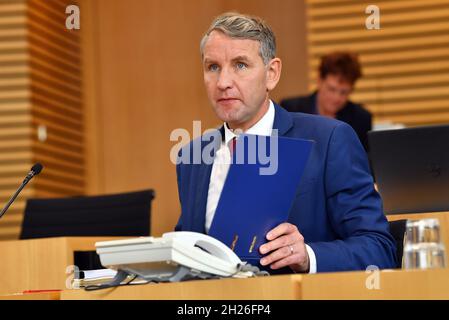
[{"x1": 259, "y1": 223, "x2": 310, "y2": 273}]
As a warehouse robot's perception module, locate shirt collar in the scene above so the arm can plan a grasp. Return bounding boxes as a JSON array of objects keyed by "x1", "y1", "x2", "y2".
[{"x1": 223, "y1": 100, "x2": 275, "y2": 145}]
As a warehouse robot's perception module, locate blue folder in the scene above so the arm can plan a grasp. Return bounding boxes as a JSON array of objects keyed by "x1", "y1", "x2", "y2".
[{"x1": 208, "y1": 134, "x2": 313, "y2": 264}]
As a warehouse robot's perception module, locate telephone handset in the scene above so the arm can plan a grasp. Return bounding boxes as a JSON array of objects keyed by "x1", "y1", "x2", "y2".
[
  {"x1": 162, "y1": 231, "x2": 241, "y2": 265},
  {"x1": 95, "y1": 231, "x2": 265, "y2": 282}
]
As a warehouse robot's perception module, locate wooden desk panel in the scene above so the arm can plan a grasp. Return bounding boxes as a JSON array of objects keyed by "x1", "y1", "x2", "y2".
[
  {"x1": 0, "y1": 237, "x2": 121, "y2": 295},
  {"x1": 301, "y1": 268, "x2": 449, "y2": 299},
  {"x1": 60, "y1": 269, "x2": 449, "y2": 300},
  {"x1": 61, "y1": 275, "x2": 302, "y2": 300},
  {"x1": 0, "y1": 292, "x2": 61, "y2": 300}
]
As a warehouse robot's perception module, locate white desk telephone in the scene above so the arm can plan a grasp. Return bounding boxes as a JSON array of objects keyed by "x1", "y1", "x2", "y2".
[{"x1": 95, "y1": 231, "x2": 266, "y2": 283}]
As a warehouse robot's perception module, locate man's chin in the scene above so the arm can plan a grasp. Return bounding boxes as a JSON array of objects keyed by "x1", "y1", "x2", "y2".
[
  {"x1": 322, "y1": 106, "x2": 343, "y2": 116},
  {"x1": 331, "y1": 105, "x2": 345, "y2": 113},
  {"x1": 213, "y1": 106, "x2": 241, "y2": 123}
]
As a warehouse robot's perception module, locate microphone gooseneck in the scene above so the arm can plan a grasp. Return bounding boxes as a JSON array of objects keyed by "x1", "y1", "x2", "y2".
[{"x1": 0, "y1": 163, "x2": 44, "y2": 219}]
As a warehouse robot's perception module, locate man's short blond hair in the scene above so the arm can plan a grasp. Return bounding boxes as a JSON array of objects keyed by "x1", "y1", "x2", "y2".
[{"x1": 200, "y1": 12, "x2": 276, "y2": 65}]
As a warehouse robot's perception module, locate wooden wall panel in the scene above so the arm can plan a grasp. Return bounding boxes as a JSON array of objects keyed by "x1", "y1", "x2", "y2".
[
  {"x1": 28, "y1": 0, "x2": 85, "y2": 201},
  {"x1": 0, "y1": 0, "x2": 31, "y2": 240},
  {"x1": 82, "y1": 0, "x2": 309, "y2": 236},
  {"x1": 306, "y1": 0, "x2": 449, "y2": 127},
  {"x1": 0, "y1": 0, "x2": 85, "y2": 240}
]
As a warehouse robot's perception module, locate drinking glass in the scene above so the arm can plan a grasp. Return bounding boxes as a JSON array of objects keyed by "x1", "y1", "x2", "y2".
[{"x1": 403, "y1": 218, "x2": 446, "y2": 269}]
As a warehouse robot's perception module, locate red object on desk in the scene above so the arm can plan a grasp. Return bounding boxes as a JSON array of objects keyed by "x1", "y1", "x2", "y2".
[{"x1": 22, "y1": 290, "x2": 62, "y2": 294}]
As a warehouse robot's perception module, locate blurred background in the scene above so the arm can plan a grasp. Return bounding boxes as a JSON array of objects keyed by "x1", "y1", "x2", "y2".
[{"x1": 0, "y1": 0, "x2": 448, "y2": 240}]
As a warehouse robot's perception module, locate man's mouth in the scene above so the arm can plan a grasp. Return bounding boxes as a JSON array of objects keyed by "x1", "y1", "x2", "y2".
[{"x1": 217, "y1": 98, "x2": 239, "y2": 103}]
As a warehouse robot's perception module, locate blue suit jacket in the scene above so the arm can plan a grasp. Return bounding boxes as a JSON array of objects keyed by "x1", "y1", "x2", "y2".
[{"x1": 175, "y1": 104, "x2": 397, "y2": 272}]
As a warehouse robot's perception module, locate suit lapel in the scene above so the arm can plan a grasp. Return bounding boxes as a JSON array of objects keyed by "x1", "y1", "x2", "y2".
[{"x1": 273, "y1": 102, "x2": 294, "y2": 136}]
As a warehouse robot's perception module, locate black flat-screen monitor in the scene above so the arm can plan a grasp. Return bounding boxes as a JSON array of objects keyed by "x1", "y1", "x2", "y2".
[{"x1": 368, "y1": 124, "x2": 449, "y2": 214}]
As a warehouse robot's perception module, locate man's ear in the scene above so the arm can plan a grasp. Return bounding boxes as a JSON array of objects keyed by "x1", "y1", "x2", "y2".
[{"x1": 266, "y1": 58, "x2": 282, "y2": 91}]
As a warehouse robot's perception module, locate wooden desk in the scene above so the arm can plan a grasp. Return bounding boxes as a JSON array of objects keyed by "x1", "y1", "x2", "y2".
[
  {"x1": 60, "y1": 211, "x2": 449, "y2": 300},
  {"x1": 2, "y1": 212, "x2": 449, "y2": 299},
  {"x1": 0, "y1": 237, "x2": 121, "y2": 295},
  {"x1": 60, "y1": 268, "x2": 449, "y2": 300}
]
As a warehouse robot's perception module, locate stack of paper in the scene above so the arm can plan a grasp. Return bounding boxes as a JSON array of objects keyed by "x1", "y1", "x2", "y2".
[{"x1": 71, "y1": 269, "x2": 146, "y2": 288}]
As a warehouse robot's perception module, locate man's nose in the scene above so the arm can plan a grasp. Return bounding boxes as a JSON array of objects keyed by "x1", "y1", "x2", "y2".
[
  {"x1": 217, "y1": 67, "x2": 233, "y2": 90},
  {"x1": 331, "y1": 90, "x2": 346, "y2": 101}
]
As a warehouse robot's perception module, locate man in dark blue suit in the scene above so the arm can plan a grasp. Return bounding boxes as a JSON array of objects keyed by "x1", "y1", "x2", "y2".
[{"x1": 175, "y1": 13, "x2": 397, "y2": 273}]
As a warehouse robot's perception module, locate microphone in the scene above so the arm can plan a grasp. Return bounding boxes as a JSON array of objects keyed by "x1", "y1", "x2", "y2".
[{"x1": 0, "y1": 163, "x2": 43, "y2": 219}]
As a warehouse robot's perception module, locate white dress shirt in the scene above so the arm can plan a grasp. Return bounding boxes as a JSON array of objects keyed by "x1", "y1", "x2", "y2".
[{"x1": 204, "y1": 100, "x2": 317, "y2": 273}]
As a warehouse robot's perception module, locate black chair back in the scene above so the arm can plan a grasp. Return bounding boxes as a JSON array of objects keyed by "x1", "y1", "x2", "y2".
[
  {"x1": 20, "y1": 189, "x2": 154, "y2": 239},
  {"x1": 388, "y1": 219, "x2": 407, "y2": 268}
]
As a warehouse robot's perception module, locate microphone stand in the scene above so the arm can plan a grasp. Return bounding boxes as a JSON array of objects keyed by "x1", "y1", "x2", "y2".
[{"x1": 0, "y1": 172, "x2": 38, "y2": 219}]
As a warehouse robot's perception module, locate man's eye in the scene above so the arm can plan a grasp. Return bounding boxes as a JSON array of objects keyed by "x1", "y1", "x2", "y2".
[
  {"x1": 208, "y1": 64, "x2": 219, "y2": 71},
  {"x1": 236, "y1": 62, "x2": 247, "y2": 70}
]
